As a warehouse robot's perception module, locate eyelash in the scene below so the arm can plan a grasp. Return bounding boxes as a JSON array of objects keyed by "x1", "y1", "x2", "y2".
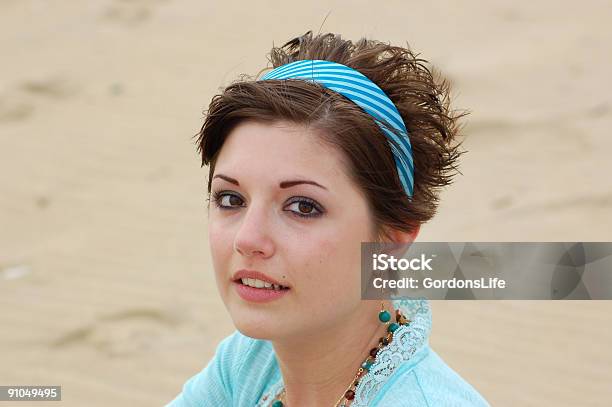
[{"x1": 208, "y1": 190, "x2": 324, "y2": 219}]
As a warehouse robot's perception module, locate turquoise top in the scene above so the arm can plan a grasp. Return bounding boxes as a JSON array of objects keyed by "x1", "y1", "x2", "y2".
[{"x1": 166, "y1": 299, "x2": 490, "y2": 406}]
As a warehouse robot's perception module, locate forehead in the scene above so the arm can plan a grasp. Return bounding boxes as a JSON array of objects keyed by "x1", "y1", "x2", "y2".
[{"x1": 214, "y1": 120, "x2": 348, "y2": 181}]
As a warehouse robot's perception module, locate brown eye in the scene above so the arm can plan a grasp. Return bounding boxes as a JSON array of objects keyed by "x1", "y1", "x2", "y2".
[
  {"x1": 299, "y1": 201, "x2": 313, "y2": 214},
  {"x1": 228, "y1": 195, "x2": 242, "y2": 206},
  {"x1": 212, "y1": 191, "x2": 244, "y2": 209},
  {"x1": 286, "y1": 197, "x2": 324, "y2": 219}
]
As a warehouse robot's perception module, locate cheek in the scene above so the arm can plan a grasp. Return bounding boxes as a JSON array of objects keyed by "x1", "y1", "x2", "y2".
[
  {"x1": 310, "y1": 224, "x2": 369, "y2": 295},
  {"x1": 315, "y1": 218, "x2": 369, "y2": 270},
  {"x1": 208, "y1": 219, "x2": 233, "y2": 272},
  {"x1": 298, "y1": 237, "x2": 359, "y2": 290},
  {"x1": 294, "y1": 237, "x2": 362, "y2": 320}
]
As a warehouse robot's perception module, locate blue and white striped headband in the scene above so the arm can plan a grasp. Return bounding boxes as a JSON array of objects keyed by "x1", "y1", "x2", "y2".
[{"x1": 259, "y1": 59, "x2": 414, "y2": 197}]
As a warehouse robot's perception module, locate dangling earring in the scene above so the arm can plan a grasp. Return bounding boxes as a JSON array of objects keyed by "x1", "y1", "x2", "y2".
[
  {"x1": 377, "y1": 275, "x2": 407, "y2": 334},
  {"x1": 378, "y1": 272, "x2": 391, "y2": 324},
  {"x1": 378, "y1": 300, "x2": 391, "y2": 323}
]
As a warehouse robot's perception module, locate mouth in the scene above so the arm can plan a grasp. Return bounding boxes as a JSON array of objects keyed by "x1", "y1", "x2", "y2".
[
  {"x1": 232, "y1": 274, "x2": 291, "y2": 303},
  {"x1": 231, "y1": 269, "x2": 291, "y2": 291},
  {"x1": 233, "y1": 277, "x2": 290, "y2": 291}
]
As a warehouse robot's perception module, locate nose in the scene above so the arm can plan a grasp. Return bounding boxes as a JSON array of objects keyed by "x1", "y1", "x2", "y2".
[{"x1": 233, "y1": 203, "x2": 275, "y2": 259}]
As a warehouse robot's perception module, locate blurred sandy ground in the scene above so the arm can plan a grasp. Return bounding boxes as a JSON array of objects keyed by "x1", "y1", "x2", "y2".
[{"x1": 1, "y1": 1, "x2": 611, "y2": 406}]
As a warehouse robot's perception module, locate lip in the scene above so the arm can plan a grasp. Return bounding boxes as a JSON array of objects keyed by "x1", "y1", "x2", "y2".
[
  {"x1": 232, "y1": 280, "x2": 290, "y2": 303},
  {"x1": 232, "y1": 269, "x2": 291, "y2": 288}
]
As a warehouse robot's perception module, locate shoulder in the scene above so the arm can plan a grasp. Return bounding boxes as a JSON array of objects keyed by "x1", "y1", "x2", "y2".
[
  {"x1": 373, "y1": 346, "x2": 490, "y2": 407},
  {"x1": 211, "y1": 329, "x2": 278, "y2": 387},
  {"x1": 166, "y1": 330, "x2": 278, "y2": 406},
  {"x1": 215, "y1": 330, "x2": 280, "y2": 403},
  {"x1": 217, "y1": 329, "x2": 267, "y2": 371}
]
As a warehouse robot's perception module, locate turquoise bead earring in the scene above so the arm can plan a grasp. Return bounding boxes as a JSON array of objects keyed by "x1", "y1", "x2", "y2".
[
  {"x1": 378, "y1": 301, "x2": 391, "y2": 323},
  {"x1": 378, "y1": 277, "x2": 392, "y2": 328},
  {"x1": 378, "y1": 272, "x2": 390, "y2": 323},
  {"x1": 378, "y1": 301, "x2": 400, "y2": 333}
]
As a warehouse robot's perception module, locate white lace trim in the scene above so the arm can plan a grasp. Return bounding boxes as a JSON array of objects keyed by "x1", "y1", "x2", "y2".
[
  {"x1": 352, "y1": 298, "x2": 432, "y2": 406},
  {"x1": 256, "y1": 298, "x2": 432, "y2": 407}
]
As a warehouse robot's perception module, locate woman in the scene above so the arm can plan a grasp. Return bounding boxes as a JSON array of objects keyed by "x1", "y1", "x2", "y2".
[{"x1": 167, "y1": 31, "x2": 489, "y2": 406}]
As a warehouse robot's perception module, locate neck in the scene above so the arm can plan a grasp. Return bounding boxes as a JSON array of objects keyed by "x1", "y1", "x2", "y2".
[{"x1": 271, "y1": 300, "x2": 394, "y2": 407}]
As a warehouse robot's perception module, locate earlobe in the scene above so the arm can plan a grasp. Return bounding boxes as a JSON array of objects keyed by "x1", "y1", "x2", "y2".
[
  {"x1": 374, "y1": 224, "x2": 420, "y2": 258},
  {"x1": 408, "y1": 223, "x2": 420, "y2": 242},
  {"x1": 386, "y1": 224, "x2": 420, "y2": 244}
]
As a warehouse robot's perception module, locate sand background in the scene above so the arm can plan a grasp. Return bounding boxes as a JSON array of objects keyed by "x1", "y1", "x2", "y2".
[{"x1": 1, "y1": 1, "x2": 611, "y2": 406}]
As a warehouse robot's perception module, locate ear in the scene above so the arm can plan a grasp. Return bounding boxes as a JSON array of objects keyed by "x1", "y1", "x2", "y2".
[
  {"x1": 384, "y1": 223, "x2": 420, "y2": 244},
  {"x1": 378, "y1": 224, "x2": 421, "y2": 257}
]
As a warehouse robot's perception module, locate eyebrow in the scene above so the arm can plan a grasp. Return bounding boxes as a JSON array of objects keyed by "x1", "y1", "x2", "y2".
[{"x1": 212, "y1": 173, "x2": 328, "y2": 190}]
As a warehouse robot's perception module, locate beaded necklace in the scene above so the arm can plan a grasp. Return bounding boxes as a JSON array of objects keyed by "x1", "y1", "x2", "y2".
[{"x1": 267, "y1": 306, "x2": 411, "y2": 407}]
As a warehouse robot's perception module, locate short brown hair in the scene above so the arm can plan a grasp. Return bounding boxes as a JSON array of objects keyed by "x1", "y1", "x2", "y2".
[{"x1": 195, "y1": 31, "x2": 467, "y2": 242}]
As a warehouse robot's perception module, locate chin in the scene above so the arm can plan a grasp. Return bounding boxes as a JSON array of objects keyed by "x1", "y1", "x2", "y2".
[
  {"x1": 232, "y1": 318, "x2": 276, "y2": 340},
  {"x1": 226, "y1": 303, "x2": 279, "y2": 340}
]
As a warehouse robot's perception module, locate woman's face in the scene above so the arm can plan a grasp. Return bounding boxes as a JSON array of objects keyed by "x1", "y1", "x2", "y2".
[{"x1": 208, "y1": 120, "x2": 376, "y2": 340}]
